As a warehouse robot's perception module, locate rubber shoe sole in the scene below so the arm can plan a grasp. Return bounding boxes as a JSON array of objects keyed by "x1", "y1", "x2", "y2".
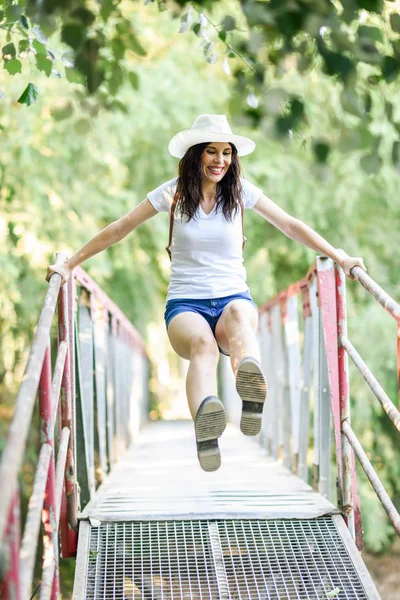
[
  {"x1": 236, "y1": 357, "x2": 267, "y2": 436},
  {"x1": 194, "y1": 396, "x2": 227, "y2": 472}
]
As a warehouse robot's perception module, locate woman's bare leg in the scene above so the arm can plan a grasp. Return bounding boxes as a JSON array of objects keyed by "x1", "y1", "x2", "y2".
[
  {"x1": 167, "y1": 311, "x2": 226, "y2": 471},
  {"x1": 214, "y1": 300, "x2": 259, "y2": 374},
  {"x1": 167, "y1": 312, "x2": 220, "y2": 419},
  {"x1": 215, "y1": 300, "x2": 267, "y2": 436}
]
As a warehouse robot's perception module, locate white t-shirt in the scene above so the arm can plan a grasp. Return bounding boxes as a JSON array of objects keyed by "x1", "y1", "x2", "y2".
[{"x1": 147, "y1": 177, "x2": 263, "y2": 301}]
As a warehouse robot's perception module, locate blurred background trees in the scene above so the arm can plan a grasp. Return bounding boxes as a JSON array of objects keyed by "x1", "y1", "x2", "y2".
[{"x1": 1, "y1": 0, "x2": 400, "y2": 579}]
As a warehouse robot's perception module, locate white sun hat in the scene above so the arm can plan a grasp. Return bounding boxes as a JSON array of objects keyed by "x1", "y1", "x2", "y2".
[{"x1": 168, "y1": 114, "x2": 256, "y2": 158}]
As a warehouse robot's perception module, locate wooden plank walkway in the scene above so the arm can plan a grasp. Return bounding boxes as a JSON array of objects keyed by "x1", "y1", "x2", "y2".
[{"x1": 80, "y1": 420, "x2": 338, "y2": 522}]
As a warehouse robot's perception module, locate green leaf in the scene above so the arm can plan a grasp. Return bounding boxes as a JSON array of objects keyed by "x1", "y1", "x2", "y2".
[
  {"x1": 65, "y1": 67, "x2": 83, "y2": 84},
  {"x1": 8, "y1": 222, "x2": 19, "y2": 245},
  {"x1": 390, "y1": 13, "x2": 400, "y2": 34},
  {"x1": 364, "y1": 92, "x2": 372, "y2": 113},
  {"x1": 71, "y1": 8, "x2": 96, "y2": 26},
  {"x1": 367, "y1": 74, "x2": 381, "y2": 85},
  {"x1": 17, "y1": 83, "x2": 38, "y2": 106},
  {"x1": 62, "y1": 24, "x2": 85, "y2": 49},
  {"x1": 313, "y1": 141, "x2": 330, "y2": 163},
  {"x1": 86, "y1": 68, "x2": 105, "y2": 94},
  {"x1": 2, "y1": 43, "x2": 16, "y2": 59},
  {"x1": 179, "y1": 11, "x2": 192, "y2": 34},
  {"x1": 106, "y1": 98, "x2": 129, "y2": 113},
  {"x1": 128, "y1": 71, "x2": 139, "y2": 90},
  {"x1": 319, "y1": 46, "x2": 355, "y2": 82},
  {"x1": 356, "y1": 0, "x2": 383, "y2": 12},
  {"x1": 290, "y1": 98, "x2": 304, "y2": 120},
  {"x1": 20, "y1": 15, "x2": 29, "y2": 29},
  {"x1": 19, "y1": 40, "x2": 30, "y2": 53},
  {"x1": 111, "y1": 38, "x2": 125, "y2": 60},
  {"x1": 36, "y1": 54, "x2": 52, "y2": 77},
  {"x1": 127, "y1": 33, "x2": 146, "y2": 57},
  {"x1": 358, "y1": 25, "x2": 383, "y2": 43},
  {"x1": 108, "y1": 65, "x2": 123, "y2": 95},
  {"x1": 100, "y1": 0, "x2": 117, "y2": 21},
  {"x1": 5, "y1": 5, "x2": 22, "y2": 22},
  {"x1": 33, "y1": 40, "x2": 47, "y2": 55},
  {"x1": 392, "y1": 141, "x2": 400, "y2": 170},
  {"x1": 393, "y1": 40, "x2": 400, "y2": 61},
  {"x1": 221, "y1": 16, "x2": 236, "y2": 32},
  {"x1": 5, "y1": 58, "x2": 22, "y2": 75},
  {"x1": 381, "y1": 56, "x2": 400, "y2": 83},
  {"x1": 218, "y1": 31, "x2": 227, "y2": 42}
]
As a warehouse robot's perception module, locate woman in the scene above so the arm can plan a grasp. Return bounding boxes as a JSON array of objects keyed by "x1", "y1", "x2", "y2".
[{"x1": 47, "y1": 114, "x2": 366, "y2": 473}]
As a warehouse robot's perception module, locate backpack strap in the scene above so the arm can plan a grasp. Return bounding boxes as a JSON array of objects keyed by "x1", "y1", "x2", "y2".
[
  {"x1": 240, "y1": 198, "x2": 247, "y2": 249},
  {"x1": 166, "y1": 195, "x2": 247, "y2": 260},
  {"x1": 166, "y1": 191, "x2": 178, "y2": 260}
]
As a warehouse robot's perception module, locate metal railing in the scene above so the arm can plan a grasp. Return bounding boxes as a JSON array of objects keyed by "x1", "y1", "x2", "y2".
[
  {"x1": 341, "y1": 266, "x2": 400, "y2": 536},
  {"x1": 0, "y1": 253, "x2": 149, "y2": 600},
  {"x1": 221, "y1": 257, "x2": 400, "y2": 550}
]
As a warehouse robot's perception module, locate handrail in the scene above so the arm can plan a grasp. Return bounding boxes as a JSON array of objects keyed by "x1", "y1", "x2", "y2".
[
  {"x1": 0, "y1": 257, "x2": 149, "y2": 600},
  {"x1": 351, "y1": 264, "x2": 400, "y2": 400},
  {"x1": 351, "y1": 266, "x2": 400, "y2": 321},
  {"x1": 340, "y1": 335, "x2": 400, "y2": 432},
  {"x1": 0, "y1": 253, "x2": 66, "y2": 546},
  {"x1": 229, "y1": 257, "x2": 400, "y2": 552},
  {"x1": 342, "y1": 421, "x2": 400, "y2": 535}
]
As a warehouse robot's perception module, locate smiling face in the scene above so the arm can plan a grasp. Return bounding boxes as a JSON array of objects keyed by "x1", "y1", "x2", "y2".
[{"x1": 200, "y1": 142, "x2": 232, "y2": 184}]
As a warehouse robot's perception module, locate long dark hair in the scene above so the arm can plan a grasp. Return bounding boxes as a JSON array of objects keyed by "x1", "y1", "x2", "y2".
[{"x1": 175, "y1": 142, "x2": 242, "y2": 222}]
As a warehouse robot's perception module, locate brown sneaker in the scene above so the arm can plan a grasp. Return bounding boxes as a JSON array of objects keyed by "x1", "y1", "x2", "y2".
[
  {"x1": 236, "y1": 357, "x2": 267, "y2": 436},
  {"x1": 194, "y1": 396, "x2": 227, "y2": 472}
]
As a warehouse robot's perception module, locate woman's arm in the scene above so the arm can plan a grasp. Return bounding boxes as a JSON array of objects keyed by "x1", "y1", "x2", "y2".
[
  {"x1": 252, "y1": 194, "x2": 366, "y2": 277},
  {"x1": 46, "y1": 198, "x2": 158, "y2": 283}
]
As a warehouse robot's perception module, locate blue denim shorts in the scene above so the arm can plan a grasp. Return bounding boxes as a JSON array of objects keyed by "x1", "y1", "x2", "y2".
[{"x1": 164, "y1": 291, "x2": 258, "y2": 356}]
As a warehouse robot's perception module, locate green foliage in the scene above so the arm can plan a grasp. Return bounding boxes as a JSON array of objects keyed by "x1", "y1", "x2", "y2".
[
  {"x1": 1, "y1": 1, "x2": 400, "y2": 165},
  {"x1": 1, "y1": 0, "x2": 400, "y2": 561},
  {"x1": 176, "y1": 0, "x2": 400, "y2": 170}
]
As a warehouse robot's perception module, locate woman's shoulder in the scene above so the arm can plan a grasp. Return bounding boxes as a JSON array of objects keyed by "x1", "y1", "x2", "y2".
[
  {"x1": 240, "y1": 177, "x2": 263, "y2": 209},
  {"x1": 147, "y1": 177, "x2": 178, "y2": 212}
]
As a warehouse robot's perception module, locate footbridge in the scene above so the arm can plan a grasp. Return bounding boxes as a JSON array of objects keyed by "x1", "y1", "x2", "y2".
[{"x1": 1, "y1": 254, "x2": 400, "y2": 599}]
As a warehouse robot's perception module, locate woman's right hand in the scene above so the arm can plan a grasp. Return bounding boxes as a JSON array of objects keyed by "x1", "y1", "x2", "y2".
[{"x1": 46, "y1": 262, "x2": 72, "y2": 285}]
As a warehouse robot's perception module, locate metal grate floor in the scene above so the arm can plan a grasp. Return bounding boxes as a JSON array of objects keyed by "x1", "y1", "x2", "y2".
[{"x1": 85, "y1": 517, "x2": 368, "y2": 599}]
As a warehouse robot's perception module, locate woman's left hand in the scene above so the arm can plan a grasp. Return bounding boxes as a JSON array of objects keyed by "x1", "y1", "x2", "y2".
[{"x1": 337, "y1": 252, "x2": 367, "y2": 279}]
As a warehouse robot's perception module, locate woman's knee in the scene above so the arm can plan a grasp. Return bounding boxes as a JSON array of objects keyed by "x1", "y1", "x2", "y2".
[
  {"x1": 190, "y1": 334, "x2": 219, "y2": 361},
  {"x1": 224, "y1": 301, "x2": 256, "y2": 327}
]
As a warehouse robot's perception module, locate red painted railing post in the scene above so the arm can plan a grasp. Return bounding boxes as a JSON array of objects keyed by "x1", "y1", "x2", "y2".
[
  {"x1": 335, "y1": 264, "x2": 363, "y2": 549},
  {"x1": 316, "y1": 259, "x2": 343, "y2": 494},
  {"x1": 39, "y1": 345, "x2": 60, "y2": 599},
  {"x1": 1, "y1": 493, "x2": 21, "y2": 600},
  {"x1": 58, "y1": 279, "x2": 78, "y2": 558}
]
